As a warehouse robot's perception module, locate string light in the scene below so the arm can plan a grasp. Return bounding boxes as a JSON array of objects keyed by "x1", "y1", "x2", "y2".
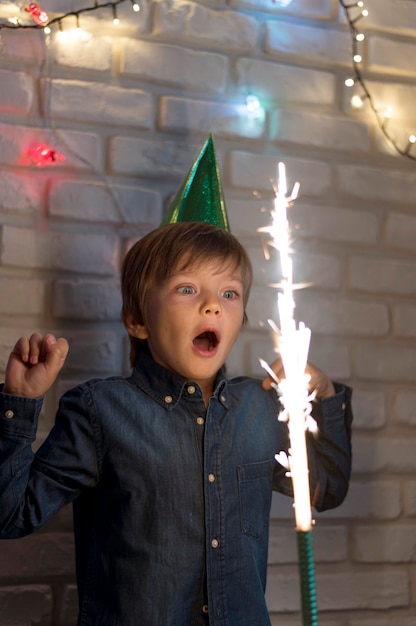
[
  {"x1": 25, "y1": 3, "x2": 48, "y2": 27},
  {"x1": 0, "y1": 0, "x2": 139, "y2": 32},
  {"x1": 340, "y1": 0, "x2": 416, "y2": 161},
  {"x1": 246, "y1": 94, "x2": 261, "y2": 113},
  {"x1": 112, "y1": 4, "x2": 120, "y2": 25},
  {"x1": 29, "y1": 144, "x2": 66, "y2": 167}
]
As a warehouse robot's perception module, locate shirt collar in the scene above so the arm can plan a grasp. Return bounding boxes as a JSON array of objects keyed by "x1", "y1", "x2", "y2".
[{"x1": 130, "y1": 349, "x2": 228, "y2": 410}]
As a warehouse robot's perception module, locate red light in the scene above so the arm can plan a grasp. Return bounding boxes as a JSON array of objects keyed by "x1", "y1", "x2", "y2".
[
  {"x1": 25, "y1": 3, "x2": 49, "y2": 26},
  {"x1": 29, "y1": 144, "x2": 66, "y2": 167}
]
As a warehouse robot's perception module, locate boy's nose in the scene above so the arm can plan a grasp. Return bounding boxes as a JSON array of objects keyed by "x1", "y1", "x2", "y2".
[{"x1": 201, "y1": 294, "x2": 221, "y2": 316}]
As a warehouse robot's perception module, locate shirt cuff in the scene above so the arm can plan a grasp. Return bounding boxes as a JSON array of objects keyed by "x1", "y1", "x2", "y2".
[{"x1": 0, "y1": 387, "x2": 42, "y2": 438}]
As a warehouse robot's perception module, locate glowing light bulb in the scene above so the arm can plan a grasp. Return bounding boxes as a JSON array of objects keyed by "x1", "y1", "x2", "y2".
[
  {"x1": 271, "y1": 0, "x2": 293, "y2": 6},
  {"x1": 356, "y1": 32, "x2": 365, "y2": 42},
  {"x1": 25, "y1": 2, "x2": 49, "y2": 26},
  {"x1": 246, "y1": 94, "x2": 261, "y2": 112},
  {"x1": 131, "y1": 0, "x2": 140, "y2": 11},
  {"x1": 345, "y1": 78, "x2": 355, "y2": 87},
  {"x1": 29, "y1": 144, "x2": 66, "y2": 167},
  {"x1": 351, "y1": 94, "x2": 364, "y2": 108},
  {"x1": 353, "y1": 54, "x2": 362, "y2": 63}
]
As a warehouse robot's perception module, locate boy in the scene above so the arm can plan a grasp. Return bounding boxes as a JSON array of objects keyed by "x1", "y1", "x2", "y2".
[{"x1": 0, "y1": 220, "x2": 352, "y2": 626}]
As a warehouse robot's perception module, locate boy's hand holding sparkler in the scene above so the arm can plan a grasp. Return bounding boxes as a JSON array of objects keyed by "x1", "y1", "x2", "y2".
[{"x1": 262, "y1": 357, "x2": 336, "y2": 399}]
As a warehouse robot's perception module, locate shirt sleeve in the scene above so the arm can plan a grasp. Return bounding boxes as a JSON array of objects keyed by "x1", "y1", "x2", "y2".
[
  {"x1": 307, "y1": 382, "x2": 352, "y2": 511},
  {"x1": 0, "y1": 385, "x2": 100, "y2": 538}
]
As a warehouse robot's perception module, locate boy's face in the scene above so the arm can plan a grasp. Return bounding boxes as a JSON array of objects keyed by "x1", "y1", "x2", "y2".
[{"x1": 127, "y1": 259, "x2": 245, "y2": 402}]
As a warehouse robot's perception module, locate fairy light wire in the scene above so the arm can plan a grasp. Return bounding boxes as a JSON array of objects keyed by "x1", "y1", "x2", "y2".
[
  {"x1": 0, "y1": 0, "x2": 131, "y2": 30},
  {"x1": 339, "y1": 0, "x2": 416, "y2": 161}
]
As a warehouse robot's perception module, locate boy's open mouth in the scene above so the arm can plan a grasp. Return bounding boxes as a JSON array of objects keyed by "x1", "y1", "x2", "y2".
[{"x1": 193, "y1": 331, "x2": 218, "y2": 352}]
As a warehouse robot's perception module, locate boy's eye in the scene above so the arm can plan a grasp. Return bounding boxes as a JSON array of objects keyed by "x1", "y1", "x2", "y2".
[
  {"x1": 177, "y1": 285, "x2": 195, "y2": 295},
  {"x1": 222, "y1": 289, "x2": 238, "y2": 300}
]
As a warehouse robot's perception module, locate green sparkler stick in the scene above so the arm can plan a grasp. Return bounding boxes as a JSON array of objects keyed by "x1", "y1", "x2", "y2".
[{"x1": 297, "y1": 530, "x2": 319, "y2": 626}]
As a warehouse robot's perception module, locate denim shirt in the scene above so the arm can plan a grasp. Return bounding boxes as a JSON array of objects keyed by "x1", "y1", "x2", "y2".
[{"x1": 0, "y1": 350, "x2": 352, "y2": 626}]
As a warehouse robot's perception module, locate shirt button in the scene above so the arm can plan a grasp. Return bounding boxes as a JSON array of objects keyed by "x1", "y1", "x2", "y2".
[
  {"x1": 341, "y1": 403, "x2": 346, "y2": 411},
  {"x1": 187, "y1": 385, "x2": 196, "y2": 395},
  {"x1": 211, "y1": 539, "x2": 219, "y2": 548},
  {"x1": 208, "y1": 473, "x2": 215, "y2": 483},
  {"x1": 202, "y1": 605, "x2": 209, "y2": 614},
  {"x1": 164, "y1": 395, "x2": 173, "y2": 404},
  {"x1": 220, "y1": 395, "x2": 226, "y2": 403},
  {"x1": 196, "y1": 417, "x2": 205, "y2": 425},
  {"x1": 4, "y1": 410, "x2": 14, "y2": 419}
]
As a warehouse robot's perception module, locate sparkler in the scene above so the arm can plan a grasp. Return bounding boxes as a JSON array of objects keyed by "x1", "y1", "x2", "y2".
[{"x1": 259, "y1": 162, "x2": 318, "y2": 625}]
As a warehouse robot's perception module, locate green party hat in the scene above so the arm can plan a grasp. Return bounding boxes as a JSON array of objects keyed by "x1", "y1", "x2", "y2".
[{"x1": 161, "y1": 135, "x2": 230, "y2": 231}]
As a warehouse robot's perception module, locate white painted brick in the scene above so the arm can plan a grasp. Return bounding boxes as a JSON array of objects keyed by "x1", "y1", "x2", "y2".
[
  {"x1": 230, "y1": 0, "x2": 332, "y2": 19},
  {"x1": 154, "y1": 0, "x2": 259, "y2": 51},
  {"x1": 271, "y1": 110, "x2": 370, "y2": 152},
  {"x1": 236, "y1": 59, "x2": 335, "y2": 104},
  {"x1": 1, "y1": 226, "x2": 118, "y2": 275},
  {"x1": 353, "y1": 435, "x2": 416, "y2": 473},
  {"x1": 404, "y1": 481, "x2": 416, "y2": 517},
  {"x1": 229, "y1": 152, "x2": 331, "y2": 195},
  {"x1": 248, "y1": 247, "x2": 340, "y2": 289},
  {"x1": 52, "y1": 34, "x2": 113, "y2": 71},
  {"x1": 265, "y1": 21, "x2": 351, "y2": 64},
  {"x1": 46, "y1": 79, "x2": 153, "y2": 129},
  {"x1": 0, "y1": 29, "x2": 45, "y2": 62},
  {"x1": 317, "y1": 481, "x2": 401, "y2": 520},
  {"x1": 159, "y1": 96, "x2": 265, "y2": 139},
  {"x1": 386, "y1": 212, "x2": 416, "y2": 251},
  {"x1": 350, "y1": 619, "x2": 416, "y2": 626},
  {"x1": 350, "y1": 257, "x2": 416, "y2": 296},
  {"x1": 307, "y1": 338, "x2": 351, "y2": 381},
  {"x1": 0, "y1": 533, "x2": 74, "y2": 576},
  {"x1": 394, "y1": 390, "x2": 416, "y2": 426},
  {"x1": 121, "y1": 40, "x2": 228, "y2": 94},
  {"x1": 292, "y1": 203, "x2": 378, "y2": 245},
  {"x1": 0, "y1": 123, "x2": 98, "y2": 172},
  {"x1": 49, "y1": 180, "x2": 162, "y2": 226},
  {"x1": 52, "y1": 279, "x2": 122, "y2": 320},
  {"x1": 394, "y1": 305, "x2": 416, "y2": 338},
  {"x1": 0, "y1": 171, "x2": 41, "y2": 213},
  {"x1": 338, "y1": 164, "x2": 416, "y2": 205},
  {"x1": 0, "y1": 69, "x2": 33, "y2": 114},
  {"x1": 0, "y1": 585, "x2": 52, "y2": 623},
  {"x1": 266, "y1": 570, "x2": 409, "y2": 611},
  {"x1": 268, "y1": 524, "x2": 347, "y2": 563},
  {"x1": 354, "y1": 343, "x2": 416, "y2": 383},
  {"x1": 62, "y1": 330, "x2": 119, "y2": 374},
  {"x1": 51, "y1": 129, "x2": 100, "y2": 170},
  {"x1": 369, "y1": 36, "x2": 416, "y2": 77},
  {"x1": 354, "y1": 525, "x2": 416, "y2": 562},
  {"x1": 317, "y1": 571, "x2": 409, "y2": 610},
  {"x1": 227, "y1": 196, "x2": 272, "y2": 240},
  {"x1": 58, "y1": 583, "x2": 78, "y2": 626},
  {"x1": 356, "y1": 0, "x2": 416, "y2": 33},
  {"x1": 294, "y1": 292, "x2": 389, "y2": 337},
  {"x1": 352, "y1": 389, "x2": 387, "y2": 429},
  {"x1": 109, "y1": 136, "x2": 198, "y2": 178},
  {"x1": 0, "y1": 277, "x2": 46, "y2": 315}
]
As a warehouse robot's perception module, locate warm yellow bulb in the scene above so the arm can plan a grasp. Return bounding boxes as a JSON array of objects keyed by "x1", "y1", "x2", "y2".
[{"x1": 351, "y1": 95, "x2": 364, "y2": 108}]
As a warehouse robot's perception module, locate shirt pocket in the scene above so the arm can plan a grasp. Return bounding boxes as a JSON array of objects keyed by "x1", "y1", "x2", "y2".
[{"x1": 238, "y1": 459, "x2": 274, "y2": 539}]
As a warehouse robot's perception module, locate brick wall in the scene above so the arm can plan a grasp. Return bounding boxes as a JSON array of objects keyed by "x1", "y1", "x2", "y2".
[{"x1": 1, "y1": 0, "x2": 416, "y2": 623}]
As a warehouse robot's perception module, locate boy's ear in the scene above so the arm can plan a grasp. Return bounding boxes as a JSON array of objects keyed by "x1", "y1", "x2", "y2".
[{"x1": 125, "y1": 316, "x2": 149, "y2": 340}]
